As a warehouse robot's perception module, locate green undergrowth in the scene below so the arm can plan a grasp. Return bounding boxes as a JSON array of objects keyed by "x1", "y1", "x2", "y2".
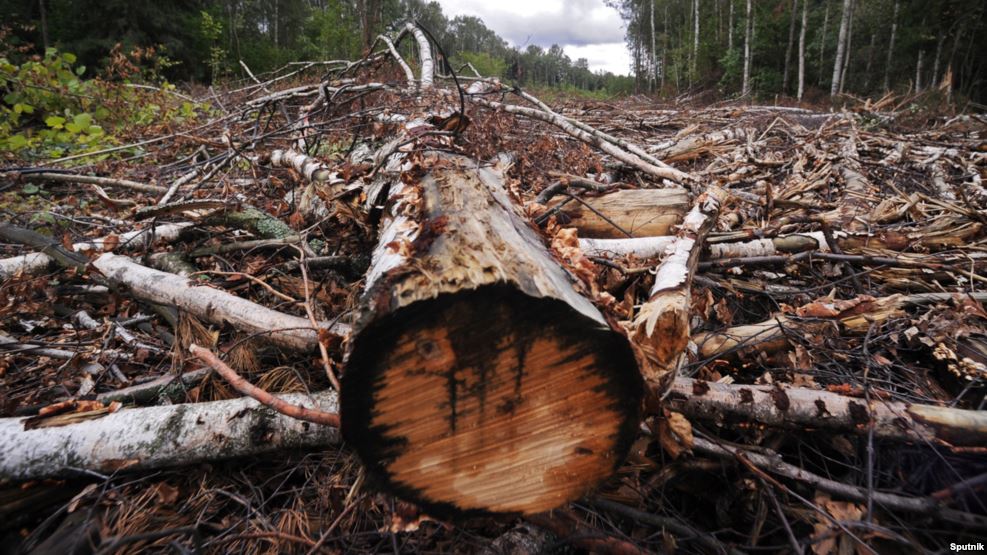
[{"x1": 0, "y1": 48, "x2": 211, "y2": 163}]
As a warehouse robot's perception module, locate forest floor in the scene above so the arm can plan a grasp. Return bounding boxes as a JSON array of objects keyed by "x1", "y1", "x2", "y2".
[{"x1": 1, "y1": 57, "x2": 986, "y2": 554}]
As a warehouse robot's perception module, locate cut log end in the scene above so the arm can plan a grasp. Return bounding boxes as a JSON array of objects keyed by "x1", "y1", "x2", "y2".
[{"x1": 342, "y1": 286, "x2": 642, "y2": 516}]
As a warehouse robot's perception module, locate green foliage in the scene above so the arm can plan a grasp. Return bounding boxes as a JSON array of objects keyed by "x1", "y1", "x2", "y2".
[
  {"x1": 0, "y1": 47, "x2": 207, "y2": 161},
  {"x1": 455, "y1": 51, "x2": 505, "y2": 79},
  {"x1": 200, "y1": 11, "x2": 227, "y2": 82}
]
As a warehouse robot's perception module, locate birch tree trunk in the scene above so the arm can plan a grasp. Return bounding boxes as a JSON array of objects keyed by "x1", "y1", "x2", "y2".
[
  {"x1": 932, "y1": 31, "x2": 945, "y2": 87},
  {"x1": 819, "y1": 1, "x2": 830, "y2": 86},
  {"x1": 839, "y1": 0, "x2": 854, "y2": 94},
  {"x1": 915, "y1": 50, "x2": 925, "y2": 92},
  {"x1": 0, "y1": 390, "x2": 340, "y2": 481},
  {"x1": 727, "y1": 0, "x2": 734, "y2": 51},
  {"x1": 742, "y1": 0, "x2": 752, "y2": 96},
  {"x1": 883, "y1": 0, "x2": 899, "y2": 91},
  {"x1": 650, "y1": 0, "x2": 658, "y2": 91},
  {"x1": 830, "y1": 0, "x2": 852, "y2": 96},
  {"x1": 693, "y1": 0, "x2": 700, "y2": 75},
  {"x1": 782, "y1": 0, "x2": 798, "y2": 93},
  {"x1": 797, "y1": 0, "x2": 808, "y2": 100},
  {"x1": 863, "y1": 30, "x2": 877, "y2": 90}
]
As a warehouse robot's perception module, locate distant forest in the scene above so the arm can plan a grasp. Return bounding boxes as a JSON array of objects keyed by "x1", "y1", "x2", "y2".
[
  {"x1": 0, "y1": 0, "x2": 635, "y2": 94},
  {"x1": 611, "y1": 0, "x2": 987, "y2": 102},
  {"x1": 1, "y1": 0, "x2": 985, "y2": 102}
]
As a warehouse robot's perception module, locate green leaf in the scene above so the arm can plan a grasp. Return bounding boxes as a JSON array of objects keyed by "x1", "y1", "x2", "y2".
[
  {"x1": 75, "y1": 65, "x2": 86, "y2": 76},
  {"x1": 13, "y1": 103, "x2": 34, "y2": 114},
  {"x1": 7, "y1": 134, "x2": 28, "y2": 150},
  {"x1": 65, "y1": 122, "x2": 83, "y2": 133},
  {"x1": 62, "y1": 52, "x2": 76, "y2": 64},
  {"x1": 73, "y1": 113, "x2": 92, "y2": 128},
  {"x1": 22, "y1": 183, "x2": 40, "y2": 195},
  {"x1": 45, "y1": 115, "x2": 66, "y2": 129}
]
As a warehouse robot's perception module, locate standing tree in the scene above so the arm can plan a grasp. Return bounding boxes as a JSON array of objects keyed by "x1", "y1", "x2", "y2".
[
  {"x1": 782, "y1": 0, "x2": 798, "y2": 93},
  {"x1": 797, "y1": 0, "x2": 808, "y2": 100},
  {"x1": 883, "y1": 0, "x2": 899, "y2": 91},
  {"x1": 741, "y1": 0, "x2": 752, "y2": 96},
  {"x1": 830, "y1": 0, "x2": 852, "y2": 95}
]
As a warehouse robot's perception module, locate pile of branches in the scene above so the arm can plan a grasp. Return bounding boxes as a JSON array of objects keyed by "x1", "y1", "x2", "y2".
[{"x1": 2, "y1": 23, "x2": 986, "y2": 554}]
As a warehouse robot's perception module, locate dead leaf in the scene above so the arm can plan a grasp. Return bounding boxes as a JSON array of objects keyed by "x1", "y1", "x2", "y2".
[{"x1": 657, "y1": 410, "x2": 693, "y2": 459}]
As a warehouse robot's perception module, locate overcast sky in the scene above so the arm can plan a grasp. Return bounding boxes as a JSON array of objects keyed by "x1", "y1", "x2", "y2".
[{"x1": 433, "y1": 0, "x2": 632, "y2": 75}]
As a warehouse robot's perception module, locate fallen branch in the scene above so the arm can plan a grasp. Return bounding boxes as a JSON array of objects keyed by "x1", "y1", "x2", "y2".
[
  {"x1": 13, "y1": 171, "x2": 167, "y2": 195},
  {"x1": 190, "y1": 344, "x2": 339, "y2": 426},
  {"x1": 671, "y1": 378, "x2": 987, "y2": 447},
  {"x1": 692, "y1": 437, "x2": 987, "y2": 529},
  {"x1": 92, "y1": 253, "x2": 350, "y2": 351}
]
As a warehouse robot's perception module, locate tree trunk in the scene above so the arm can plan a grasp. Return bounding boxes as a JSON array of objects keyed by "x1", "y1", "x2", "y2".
[
  {"x1": 797, "y1": 0, "x2": 808, "y2": 100},
  {"x1": 742, "y1": 0, "x2": 752, "y2": 96},
  {"x1": 549, "y1": 188, "x2": 690, "y2": 238},
  {"x1": 38, "y1": 0, "x2": 48, "y2": 49},
  {"x1": 728, "y1": 0, "x2": 734, "y2": 51},
  {"x1": 932, "y1": 31, "x2": 945, "y2": 87},
  {"x1": 839, "y1": 0, "x2": 854, "y2": 94},
  {"x1": 883, "y1": 0, "x2": 899, "y2": 91},
  {"x1": 915, "y1": 49, "x2": 925, "y2": 92},
  {"x1": 0, "y1": 390, "x2": 340, "y2": 481},
  {"x1": 818, "y1": 1, "x2": 830, "y2": 86},
  {"x1": 782, "y1": 0, "x2": 798, "y2": 93},
  {"x1": 341, "y1": 150, "x2": 643, "y2": 517},
  {"x1": 693, "y1": 0, "x2": 700, "y2": 75},
  {"x1": 650, "y1": 0, "x2": 658, "y2": 91},
  {"x1": 830, "y1": 0, "x2": 852, "y2": 96},
  {"x1": 863, "y1": 29, "x2": 877, "y2": 91}
]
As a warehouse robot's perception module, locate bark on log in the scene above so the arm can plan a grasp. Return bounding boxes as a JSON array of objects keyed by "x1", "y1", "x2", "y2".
[
  {"x1": 92, "y1": 253, "x2": 350, "y2": 351},
  {"x1": 0, "y1": 390, "x2": 339, "y2": 481},
  {"x1": 341, "y1": 150, "x2": 642, "y2": 516},
  {"x1": 548, "y1": 188, "x2": 689, "y2": 238},
  {"x1": 671, "y1": 378, "x2": 987, "y2": 447}
]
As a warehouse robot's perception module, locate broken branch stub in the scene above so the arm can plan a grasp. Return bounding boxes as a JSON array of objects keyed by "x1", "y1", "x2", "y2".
[
  {"x1": 341, "y1": 149, "x2": 642, "y2": 517},
  {"x1": 629, "y1": 187, "x2": 729, "y2": 395}
]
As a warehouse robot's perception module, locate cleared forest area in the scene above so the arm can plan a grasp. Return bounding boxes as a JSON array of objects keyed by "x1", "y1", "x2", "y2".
[{"x1": 1, "y1": 10, "x2": 987, "y2": 555}]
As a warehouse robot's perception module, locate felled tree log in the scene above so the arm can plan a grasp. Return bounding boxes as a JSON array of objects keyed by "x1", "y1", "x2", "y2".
[
  {"x1": 647, "y1": 127, "x2": 752, "y2": 162},
  {"x1": 547, "y1": 188, "x2": 690, "y2": 238},
  {"x1": 670, "y1": 378, "x2": 987, "y2": 447},
  {"x1": 341, "y1": 149, "x2": 642, "y2": 516},
  {"x1": 0, "y1": 390, "x2": 339, "y2": 481},
  {"x1": 628, "y1": 188, "x2": 729, "y2": 394},
  {"x1": 92, "y1": 253, "x2": 350, "y2": 351}
]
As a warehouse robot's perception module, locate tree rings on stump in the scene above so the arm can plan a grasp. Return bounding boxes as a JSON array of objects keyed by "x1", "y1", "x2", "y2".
[{"x1": 342, "y1": 286, "x2": 642, "y2": 516}]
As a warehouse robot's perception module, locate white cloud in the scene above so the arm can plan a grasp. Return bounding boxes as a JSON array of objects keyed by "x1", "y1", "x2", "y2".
[{"x1": 434, "y1": 0, "x2": 631, "y2": 75}]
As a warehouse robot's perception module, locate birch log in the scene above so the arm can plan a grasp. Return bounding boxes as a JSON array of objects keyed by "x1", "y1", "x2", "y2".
[
  {"x1": 670, "y1": 378, "x2": 987, "y2": 447},
  {"x1": 0, "y1": 390, "x2": 339, "y2": 481},
  {"x1": 629, "y1": 188, "x2": 729, "y2": 394},
  {"x1": 647, "y1": 128, "x2": 752, "y2": 162},
  {"x1": 0, "y1": 223, "x2": 190, "y2": 279},
  {"x1": 341, "y1": 148, "x2": 642, "y2": 516},
  {"x1": 92, "y1": 253, "x2": 350, "y2": 350},
  {"x1": 471, "y1": 97, "x2": 694, "y2": 184}
]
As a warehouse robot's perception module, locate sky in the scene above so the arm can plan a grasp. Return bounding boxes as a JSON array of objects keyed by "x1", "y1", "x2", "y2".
[{"x1": 433, "y1": 0, "x2": 632, "y2": 75}]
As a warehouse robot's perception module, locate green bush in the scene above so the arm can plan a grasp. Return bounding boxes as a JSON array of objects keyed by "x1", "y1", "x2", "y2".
[{"x1": 0, "y1": 48, "x2": 207, "y2": 161}]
